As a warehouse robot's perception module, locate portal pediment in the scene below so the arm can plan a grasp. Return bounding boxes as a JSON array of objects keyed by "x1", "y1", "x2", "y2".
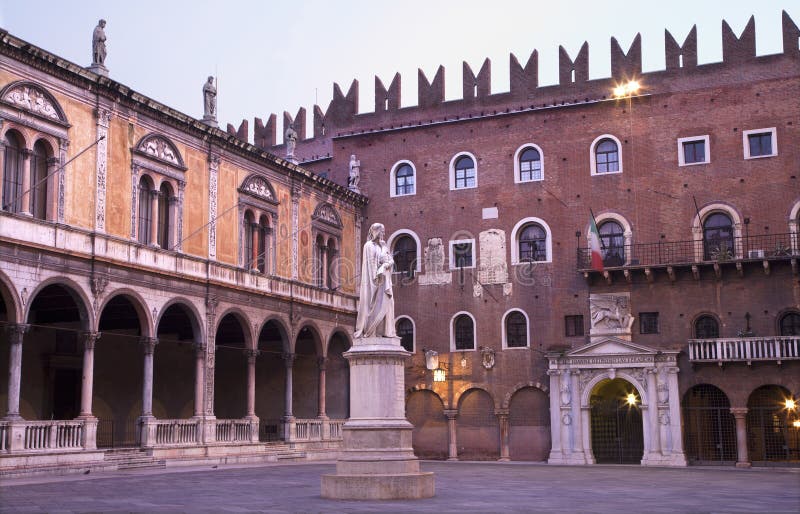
[{"x1": 566, "y1": 337, "x2": 658, "y2": 357}]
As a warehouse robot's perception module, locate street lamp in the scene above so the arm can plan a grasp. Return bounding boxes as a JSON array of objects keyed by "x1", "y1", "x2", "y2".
[{"x1": 613, "y1": 80, "x2": 641, "y2": 99}]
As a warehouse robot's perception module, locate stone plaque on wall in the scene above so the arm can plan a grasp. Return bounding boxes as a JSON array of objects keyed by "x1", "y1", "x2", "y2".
[{"x1": 478, "y1": 229, "x2": 507, "y2": 285}]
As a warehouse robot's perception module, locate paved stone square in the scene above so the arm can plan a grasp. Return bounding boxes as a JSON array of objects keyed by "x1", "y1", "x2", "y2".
[{"x1": 1, "y1": 461, "x2": 798, "y2": 513}]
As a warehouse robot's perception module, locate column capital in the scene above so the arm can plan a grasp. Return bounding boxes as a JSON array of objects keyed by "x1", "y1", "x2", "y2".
[
  {"x1": 6, "y1": 323, "x2": 30, "y2": 344},
  {"x1": 443, "y1": 409, "x2": 458, "y2": 419},
  {"x1": 318, "y1": 356, "x2": 328, "y2": 370},
  {"x1": 46, "y1": 156, "x2": 60, "y2": 167},
  {"x1": 244, "y1": 348, "x2": 260, "y2": 362},
  {"x1": 19, "y1": 148, "x2": 32, "y2": 159},
  {"x1": 140, "y1": 337, "x2": 159, "y2": 354},
  {"x1": 282, "y1": 352, "x2": 296, "y2": 368},
  {"x1": 82, "y1": 331, "x2": 101, "y2": 351},
  {"x1": 546, "y1": 369, "x2": 561, "y2": 377},
  {"x1": 494, "y1": 409, "x2": 509, "y2": 418},
  {"x1": 730, "y1": 407, "x2": 748, "y2": 418}
]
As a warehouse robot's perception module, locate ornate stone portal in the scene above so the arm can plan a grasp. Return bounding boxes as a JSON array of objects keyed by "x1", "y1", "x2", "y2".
[
  {"x1": 546, "y1": 337, "x2": 687, "y2": 467},
  {"x1": 321, "y1": 223, "x2": 434, "y2": 500}
]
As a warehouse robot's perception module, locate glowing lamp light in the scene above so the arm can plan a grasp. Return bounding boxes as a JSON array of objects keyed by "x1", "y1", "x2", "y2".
[
  {"x1": 626, "y1": 393, "x2": 638, "y2": 406},
  {"x1": 793, "y1": 420, "x2": 800, "y2": 428},
  {"x1": 786, "y1": 398, "x2": 797, "y2": 410},
  {"x1": 613, "y1": 80, "x2": 641, "y2": 98},
  {"x1": 433, "y1": 367, "x2": 447, "y2": 383}
]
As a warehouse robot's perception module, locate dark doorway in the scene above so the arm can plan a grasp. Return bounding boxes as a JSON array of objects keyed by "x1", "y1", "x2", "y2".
[
  {"x1": 590, "y1": 379, "x2": 644, "y2": 464},
  {"x1": 682, "y1": 384, "x2": 736, "y2": 465}
]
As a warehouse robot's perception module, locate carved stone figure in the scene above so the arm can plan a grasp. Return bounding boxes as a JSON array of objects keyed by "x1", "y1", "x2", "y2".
[
  {"x1": 480, "y1": 347, "x2": 496, "y2": 369},
  {"x1": 589, "y1": 294, "x2": 634, "y2": 331},
  {"x1": 426, "y1": 238, "x2": 445, "y2": 274},
  {"x1": 203, "y1": 76, "x2": 217, "y2": 120},
  {"x1": 284, "y1": 122, "x2": 298, "y2": 159},
  {"x1": 92, "y1": 20, "x2": 107, "y2": 66},
  {"x1": 354, "y1": 223, "x2": 396, "y2": 339},
  {"x1": 560, "y1": 380, "x2": 571, "y2": 406},
  {"x1": 347, "y1": 154, "x2": 360, "y2": 192}
]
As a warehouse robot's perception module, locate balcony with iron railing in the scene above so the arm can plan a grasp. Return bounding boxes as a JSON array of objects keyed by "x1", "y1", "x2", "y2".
[
  {"x1": 577, "y1": 232, "x2": 797, "y2": 283},
  {"x1": 688, "y1": 336, "x2": 800, "y2": 365}
]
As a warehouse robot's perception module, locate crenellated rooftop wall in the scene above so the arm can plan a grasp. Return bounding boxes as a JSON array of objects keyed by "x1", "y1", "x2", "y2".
[{"x1": 224, "y1": 12, "x2": 799, "y2": 162}]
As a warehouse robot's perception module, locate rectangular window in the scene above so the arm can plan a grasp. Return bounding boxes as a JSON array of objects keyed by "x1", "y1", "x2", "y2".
[
  {"x1": 677, "y1": 136, "x2": 709, "y2": 166},
  {"x1": 565, "y1": 315, "x2": 584, "y2": 337},
  {"x1": 743, "y1": 128, "x2": 777, "y2": 159},
  {"x1": 449, "y1": 239, "x2": 475, "y2": 269},
  {"x1": 639, "y1": 312, "x2": 659, "y2": 334}
]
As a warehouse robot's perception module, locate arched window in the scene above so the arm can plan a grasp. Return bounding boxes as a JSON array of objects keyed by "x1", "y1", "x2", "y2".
[
  {"x1": 243, "y1": 210, "x2": 255, "y2": 270},
  {"x1": 453, "y1": 313, "x2": 475, "y2": 350},
  {"x1": 394, "y1": 163, "x2": 415, "y2": 196},
  {"x1": 257, "y1": 215, "x2": 270, "y2": 273},
  {"x1": 137, "y1": 175, "x2": 154, "y2": 244},
  {"x1": 396, "y1": 317, "x2": 414, "y2": 352},
  {"x1": 453, "y1": 155, "x2": 476, "y2": 189},
  {"x1": 157, "y1": 182, "x2": 173, "y2": 249},
  {"x1": 505, "y1": 311, "x2": 528, "y2": 348},
  {"x1": 393, "y1": 235, "x2": 417, "y2": 275},
  {"x1": 599, "y1": 221, "x2": 625, "y2": 266},
  {"x1": 314, "y1": 234, "x2": 326, "y2": 287},
  {"x1": 593, "y1": 138, "x2": 620, "y2": 174},
  {"x1": 703, "y1": 213, "x2": 734, "y2": 260},
  {"x1": 326, "y1": 237, "x2": 338, "y2": 289},
  {"x1": 2, "y1": 131, "x2": 24, "y2": 213},
  {"x1": 694, "y1": 315, "x2": 720, "y2": 339},
  {"x1": 518, "y1": 147, "x2": 542, "y2": 182},
  {"x1": 780, "y1": 312, "x2": 800, "y2": 336},
  {"x1": 31, "y1": 140, "x2": 50, "y2": 220},
  {"x1": 519, "y1": 224, "x2": 547, "y2": 262}
]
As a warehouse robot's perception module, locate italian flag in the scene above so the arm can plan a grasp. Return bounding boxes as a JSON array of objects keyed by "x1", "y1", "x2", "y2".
[{"x1": 589, "y1": 215, "x2": 604, "y2": 271}]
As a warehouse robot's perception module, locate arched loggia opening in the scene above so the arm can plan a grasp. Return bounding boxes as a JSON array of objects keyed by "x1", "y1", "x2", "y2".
[
  {"x1": 213, "y1": 312, "x2": 250, "y2": 420},
  {"x1": 154, "y1": 302, "x2": 201, "y2": 419},
  {"x1": 508, "y1": 387, "x2": 550, "y2": 461},
  {"x1": 293, "y1": 326, "x2": 320, "y2": 419},
  {"x1": 95, "y1": 294, "x2": 147, "y2": 448},
  {"x1": 0, "y1": 277, "x2": 18, "y2": 416},
  {"x1": 747, "y1": 385, "x2": 800, "y2": 465},
  {"x1": 589, "y1": 378, "x2": 644, "y2": 464},
  {"x1": 682, "y1": 384, "x2": 736, "y2": 465},
  {"x1": 406, "y1": 390, "x2": 447, "y2": 459},
  {"x1": 457, "y1": 388, "x2": 500, "y2": 460},
  {"x1": 325, "y1": 332, "x2": 350, "y2": 419},
  {"x1": 23, "y1": 283, "x2": 91, "y2": 420},
  {"x1": 255, "y1": 319, "x2": 288, "y2": 441}
]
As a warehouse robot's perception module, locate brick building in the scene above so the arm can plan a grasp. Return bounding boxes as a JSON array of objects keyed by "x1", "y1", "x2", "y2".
[
  {"x1": 251, "y1": 13, "x2": 798, "y2": 466},
  {"x1": 1, "y1": 12, "x2": 798, "y2": 476}
]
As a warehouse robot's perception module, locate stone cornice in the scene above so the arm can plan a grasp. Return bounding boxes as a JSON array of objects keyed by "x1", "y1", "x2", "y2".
[{"x1": 0, "y1": 29, "x2": 368, "y2": 208}]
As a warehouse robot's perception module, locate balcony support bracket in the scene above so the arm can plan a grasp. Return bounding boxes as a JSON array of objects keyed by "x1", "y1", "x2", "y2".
[
  {"x1": 762, "y1": 260, "x2": 770, "y2": 276},
  {"x1": 667, "y1": 266, "x2": 675, "y2": 283},
  {"x1": 736, "y1": 261, "x2": 743, "y2": 277},
  {"x1": 691, "y1": 265, "x2": 700, "y2": 281},
  {"x1": 713, "y1": 263, "x2": 721, "y2": 280}
]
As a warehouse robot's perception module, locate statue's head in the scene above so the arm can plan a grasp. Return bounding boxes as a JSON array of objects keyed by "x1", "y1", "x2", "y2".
[
  {"x1": 207, "y1": 76, "x2": 214, "y2": 83},
  {"x1": 367, "y1": 223, "x2": 385, "y2": 242},
  {"x1": 99, "y1": 19, "x2": 106, "y2": 27}
]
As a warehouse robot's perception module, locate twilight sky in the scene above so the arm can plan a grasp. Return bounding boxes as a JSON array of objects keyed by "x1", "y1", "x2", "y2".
[{"x1": 1, "y1": 1, "x2": 796, "y2": 143}]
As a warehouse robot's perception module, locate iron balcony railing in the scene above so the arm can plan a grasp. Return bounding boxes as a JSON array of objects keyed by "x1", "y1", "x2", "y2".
[
  {"x1": 688, "y1": 336, "x2": 800, "y2": 363},
  {"x1": 577, "y1": 232, "x2": 796, "y2": 270}
]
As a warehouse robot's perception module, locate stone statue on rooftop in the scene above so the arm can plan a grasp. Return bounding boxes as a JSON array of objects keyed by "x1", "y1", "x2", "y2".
[
  {"x1": 92, "y1": 19, "x2": 107, "y2": 66},
  {"x1": 284, "y1": 122, "x2": 298, "y2": 160},
  {"x1": 354, "y1": 222, "x2": 396, "y2": 339},
  {"x1": 347, "y1": 154, "x2": 360, "y2": 193},
  {"x1": 203, "y1": 76, "x2": 217, "y2": 120}
]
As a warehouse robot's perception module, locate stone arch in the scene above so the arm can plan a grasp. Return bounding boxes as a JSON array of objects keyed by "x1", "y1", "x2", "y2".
[
  {"x1": 134, "y1": 133, "x2": 185, "y2": 168},
  {"x1": 326, "y1": 328, "x2": 352, "y2": 355},
  {"x1": 239, "y1": 174, "x2": 277, "y2": 203},
  {"x1": 580, "y1": 371, "x2": 648, "y2": 409},
  {"x1": 691, "y1": 201, "x2": 744, "y2": 259},
  {"x1": 386, "y1": 228, "x2": 422, "y2": 273},
  {"x1": 690, "y1": 311, "x2": 722, "y2": 339},
  {"x1": 24, "y1": 276, "x2": 94, "y2": 330},
  {"x1": 214, "y1": 306, "x2": 254, "y2": 350},
  {"x1": 453, "y1": 384, "x2": 497, "y2": 412},
  {"x1": 406, "y1": 387, "x2": 448, "y2": 459},
  {"x1": 293, "y1": 320, "x2": 324, "y2": 355},
  {"x1": 586, "y1": 211, "x2": 634, "y2": 263},
  {"x1": 256, "y1": 315, "x2": 291, "y2": 353},
  {"x1": 406, "y1": 384, "x2": 448, "y2": 408},
  {"x1": 0, "y1": 268, "x2": 22, "y2": 323},
  {"x1": 510, "y1": 216, "x2": 553, "y2": 264},
  {"x1": 97, "y1": 288, "x2": 153, "y2": 337},
  {"x1": 155, "y1": 297, "x2": 205, "y2": 343},
  {"x1": 501, "y1": 381, "x2": 549, "y2": 410}
]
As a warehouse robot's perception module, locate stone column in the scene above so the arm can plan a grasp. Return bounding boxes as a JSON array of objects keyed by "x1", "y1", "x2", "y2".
[
  {"x1": 79, "y1": 332, "x2": 101, "y2": 417},
  {"x1": 193, "y1": 343, "x2": 206, "y2": 417},
  {"x1": 19, "y1": 148, "x2": 31, "y2": 215},
  {"x1": 318, "y1": 357, "x2": 328, "y2": 418},
  {"x1": 140, "y1": 337, "x2": 158, "y2": 417},
  {"x1": 290, "y1": 187, "x2": 300, "y2": 280},
  {"x1": 645, "y1": 368, "x2": 661, "y2": 461},
  {"x1": 0, "y1": 134, "x2": 5, "y2": 202},
  {"x1": 320, "y1": 245, "x2": 329, "y2": 287},
  {"x1": 94, "y1": 107, "x2": 111, "y2": 232},
  {"x1": 251, "y1": 222, "x2": 260, "y2": 271},
  {"x1": 730, "y1": 407, "x2": 751, "y2": 468},
  {"x1": 444, "y1": 409, "x2": 458, "y2": 460},
  {"x1": 497, "y1": 409, "x2": 510, "y2": 461},
  {"x1": 150, "y1": 189, "x2": 159, "y2": 246},
  {"x1": 283, "y1": 353, "x2": 295, "y2": 418},
  {"x1": 546, "y1": 370, "x2": 563, "y2": 463},
  {"x1": 4, "y1": 324, "x2": 29, "y2": 419},
  {"x1": 570, "y1": 370, "x2": 584, "y2": 457},
  {"x1": 207, "y1": 155, "x2": 220, "y2": 259},
  {"x1": 665, "y1": 366, "x2": 686, "y2": 464},
  {"x1": 45, "y1": 156, "x2": 59, "y2": 221},
  {"x1": 245, "y1": 349, "x2": 258, "y2": 418}
]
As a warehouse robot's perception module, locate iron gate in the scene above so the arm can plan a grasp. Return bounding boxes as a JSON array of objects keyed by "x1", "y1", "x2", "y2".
[
  {"x1": 96, "y1": 418, "x2": 140, "y2": 448},
  {"x1": 747, "y1": 386, "x2": 799, "y2": 465},
  {"x1": 590, "y1": 396, "x2": 644, "y2": 464},
  {"x1": 682, "y1": 385, "x2": 737, "y2": 465}
]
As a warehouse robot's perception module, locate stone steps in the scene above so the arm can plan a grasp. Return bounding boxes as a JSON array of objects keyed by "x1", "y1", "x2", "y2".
[{"x1": 103, "y1": 448, "x2": 166, "y2": 471}]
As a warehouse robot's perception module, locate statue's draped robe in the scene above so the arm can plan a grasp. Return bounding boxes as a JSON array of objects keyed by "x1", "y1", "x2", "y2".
[{"x1": 354, "y1": 240, "x2": 395, "y2": 338}]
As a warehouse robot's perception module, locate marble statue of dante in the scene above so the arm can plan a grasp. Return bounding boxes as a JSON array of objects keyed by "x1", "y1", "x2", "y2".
[
  {"x1": 284, "y1": 123, "x2": 298, "y2": 158},
  {"x1": 354, "y1": 223, "x2": 396, "y2": 338},
  {"x1": 92, "y1": 19, "x2": 107, "y2": 65},
  {"x1": 203, "y1": 76, "x2": 217, "y2": 118}
]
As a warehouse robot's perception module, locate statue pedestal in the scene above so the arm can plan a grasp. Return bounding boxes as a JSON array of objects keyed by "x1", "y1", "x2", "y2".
[
  {"x1": 87, "y1": 63, "x2": 108, "y2": 77},
  {"x1": 202, "y1": 115, "x2": 218, "y2": 128},
  {"x1": 321, "y1": 336, "x2": 434, "y2": 500}
]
